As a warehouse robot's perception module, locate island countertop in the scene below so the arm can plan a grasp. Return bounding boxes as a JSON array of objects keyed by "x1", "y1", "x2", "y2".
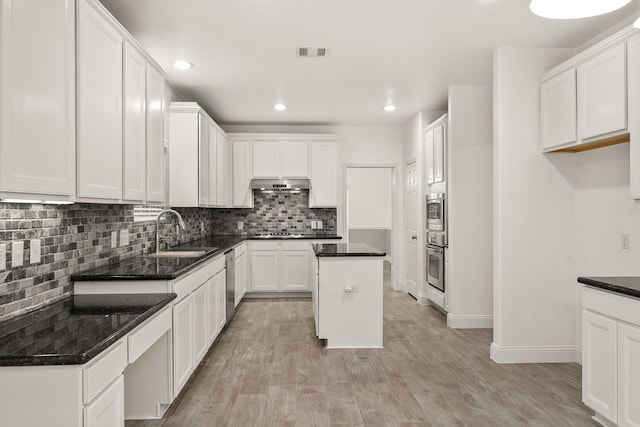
[
  {"x1": 577, "y1": 276, "x2": 640, "y2": 299},
  {"x1": 313, "y1": 242, "x2": 386, "y2": 257}
]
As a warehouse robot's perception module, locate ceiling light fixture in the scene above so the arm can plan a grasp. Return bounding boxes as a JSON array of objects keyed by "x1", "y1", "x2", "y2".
[
  {"x1": 383, "y1": 104, "x2": 397, "y2": 112},
  {"x1": 530, "y1": 0, "x2": 632, "y2": 19},
  {"x1": 173, "y1": 60, "x2": 194, "y2": 70},
  {"x1": 274, "y1": 103, "x2": 287, "y2": 111}
]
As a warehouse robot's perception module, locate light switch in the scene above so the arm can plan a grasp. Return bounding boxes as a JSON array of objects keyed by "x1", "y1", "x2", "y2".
[
  {"x1": 311, "y1": 220, "x2": 317, "y2": 229},
  {"x1": 12, "y1": 241, "x2": 24, "y2": 267},
  {"x1": 30, "y1": 239, "x2": 41, "y2": 264},
  {"x1": 111, "y1": 231, "x2": 117, "y2": 248},
  {"x1": 120, "y1": 230, "x2": 129, "y2": 246},
  {"x1": 238, "y1": 221, "x2": 244, "y2": 230},
  {"x1": 0, "y1": 244, "x2": 6, "y2": 271},
  {"x1": 317, "y1": 220, "x2": 323, "y2": 229}
]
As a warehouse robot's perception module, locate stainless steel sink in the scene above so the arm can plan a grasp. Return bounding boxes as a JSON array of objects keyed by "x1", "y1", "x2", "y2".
[{"x1": 148, "y1": 251, "x2": 208, "y2": 258}]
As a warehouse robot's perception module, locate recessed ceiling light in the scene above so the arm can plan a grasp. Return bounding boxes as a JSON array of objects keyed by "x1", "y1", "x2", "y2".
[
  {"x1": 383, "y1": 104, "x2": 397, "y2": 112},
  {"x1": 274, "y1": 103, "x2": 287, "y2": 111},
  {"x1": 173, "y1": 60, "x2": 194, "y2": 70},
  {"x1": 529, "y1": 0, "x2": 632, "y2": 19}
]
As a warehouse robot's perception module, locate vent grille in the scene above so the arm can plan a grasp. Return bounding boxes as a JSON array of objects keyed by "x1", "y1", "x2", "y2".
[{"x1": 297, "y1": 47, "x2": 328, "y2": 57}]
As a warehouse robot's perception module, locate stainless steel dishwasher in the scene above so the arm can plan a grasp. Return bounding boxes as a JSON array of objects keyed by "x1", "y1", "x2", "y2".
[{"x1": 225, "y1": 248, "x2": 236, "y2": 323}]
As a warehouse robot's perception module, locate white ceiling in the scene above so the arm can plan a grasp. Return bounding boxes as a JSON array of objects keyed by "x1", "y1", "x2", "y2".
[{"x1": 100, "y1": 0, "x2": 640, "y2": 126}]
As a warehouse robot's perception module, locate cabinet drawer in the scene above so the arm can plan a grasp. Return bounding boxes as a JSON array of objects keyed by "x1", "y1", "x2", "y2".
[
  {"x1": 83, "y1": 340, "x2": 127, "y2": 404},
  {"x1": 127, "y1": 306, "x2": 171, "y2": 363},
  {"x1": 281, "y1": 241, "x2": 309, "y2": 251},
  {"x1": 83, "y1": 374, "x2": 124, "y2": 427},
  {"x1": 251, "y1": 241, "x2": 279, "y2": 251},
  {"x1": 172, "y1": 273, "x2": 195, "y2": 302},
  {"x1": 207, "y1": 255, "x2": 225, "y2": 277},
  {"x1": 235, "y1": 243, "x2": 247, "y2": 257},
  {"x1": 583, "y1": 286, "x2": 640, "y2": 326},
  {"x1": 194, "y1": 265, "x2": 209, "y2": 287}
]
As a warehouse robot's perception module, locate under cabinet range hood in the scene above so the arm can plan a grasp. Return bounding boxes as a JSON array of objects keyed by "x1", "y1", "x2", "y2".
[{"x1": 250, "y1": 178, "x2": 310, "y2": 192}]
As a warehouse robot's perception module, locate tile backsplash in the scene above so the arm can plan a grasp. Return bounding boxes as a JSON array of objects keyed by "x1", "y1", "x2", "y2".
[
  {"x1": 0, "y1": 203, "x2": 213, "y2": 322},
  {"x1": 0, "y1": 193, "x2": 337, "y2": 322},
  {"x1": 212, "y1": 191, "x2": 337, "y2": 235}
]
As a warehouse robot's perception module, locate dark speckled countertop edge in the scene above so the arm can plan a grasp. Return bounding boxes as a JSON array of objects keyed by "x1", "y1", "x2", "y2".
[
  {"x1": 577, "y1": 277, "x2": 640, "y2": 299},
  {"x1": 313, "y1": 243, "x2": 386, "y2": 257},
  {"x1": 0, "y1": 293, "x2": 176, "y2": 366}
]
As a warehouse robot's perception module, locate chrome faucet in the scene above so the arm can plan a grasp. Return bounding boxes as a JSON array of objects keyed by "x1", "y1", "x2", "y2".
[{"x1": 156, "y1": 209, "x2": 186, "y2": 253}]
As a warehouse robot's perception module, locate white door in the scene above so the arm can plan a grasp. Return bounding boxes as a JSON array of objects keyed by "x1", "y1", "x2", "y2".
[
  {"x1": 618, "y1": 322, "x2": 640, "y2": 427},
  {"x1": 405, "y1": 161, "x2": 418, "y2": 298},
  {"x1": 76, "y1": 0, "x2": 123, "y2": 199},
  {"x1": 146, "y1": 64, "x2": 165, "y2": 203},
  {"x1": 582, "y1": 309, "x2": 618, "y2": 424},
  {"x1": 122, "y1": 41, "x2": 146, "y2": 202}
]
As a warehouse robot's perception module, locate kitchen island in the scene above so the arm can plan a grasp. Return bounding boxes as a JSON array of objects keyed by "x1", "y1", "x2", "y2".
[{"x1": 311, "y1": 243, "x2": 386, "y2": 348}]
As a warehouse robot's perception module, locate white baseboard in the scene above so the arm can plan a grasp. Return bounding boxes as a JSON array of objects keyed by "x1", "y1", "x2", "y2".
[
  {"x1": 574, "y1": 347, "x2": 582, "y2": 365},
  {"x1": 490, "y1": 343, "x2": 581, "y2": 364},
  {"x1": 447, "y1": 314, "x2": 493, "y2": 329}
]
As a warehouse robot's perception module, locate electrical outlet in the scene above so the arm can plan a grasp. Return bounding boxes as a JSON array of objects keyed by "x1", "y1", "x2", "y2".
[
  {"x1": 0, "y1": 244, "x2": 6, "y2": 271},
  {"x1": 120, "y1": 230, "x2": 129, "y2": 246},
  {"x1": 311, "y1": 220, "x2": 317, "y2": 229},
  {"x1": 238, "y1": 221, "x2": 244, "y2": 230},
  {"x1": 30, "y1": 239, "x2": 41, "y2": 264},
  {"x1": 111, "y1": 231, "x2": 117, "y2": 248},
  {"x1": 317, "y1": 220, "x2": 323, "y2": 229},
  {"x1": 622, "y1": 233, "x2": 630, "y2": 249},
  {"x1": 12, "y1": 241, "x2": 24, "y2": 267}
]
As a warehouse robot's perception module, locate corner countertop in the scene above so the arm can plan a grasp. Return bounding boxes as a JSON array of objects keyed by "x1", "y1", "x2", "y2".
[
  {"x1": 0, "y1": 293, "x2": 176, "y2": 366},
  {"x1": 577, "y1": 276, "x2": 640, "y2": 299},
  {"x1": 71, "y1": 234, "x2": 342, "y2": 282},
  {"x1": 313, "y1": 242, "x2": 386, "y2": 257}
]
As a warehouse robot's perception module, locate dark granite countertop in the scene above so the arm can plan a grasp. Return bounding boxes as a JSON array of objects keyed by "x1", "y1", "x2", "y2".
[
  {"x1": 247, "y1": 234, "x2": 342, "y2": 240},
  {"x1": 0, "y1": 293, "x2": 176, "y2": 366},
  {"x1": 313, "y1": 243, "x2": 386, "y2": 257},
  {"x1": 578, "y1": 276, "x2": 640, "y2": 299},
  {"x1": 72, "y1": 234, "x2": 342, "y2": 281}
]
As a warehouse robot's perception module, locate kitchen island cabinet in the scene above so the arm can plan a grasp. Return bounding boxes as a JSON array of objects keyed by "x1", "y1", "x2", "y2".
[{"x1": 312, "y1": 243, "x2": 385, "y2": 348}]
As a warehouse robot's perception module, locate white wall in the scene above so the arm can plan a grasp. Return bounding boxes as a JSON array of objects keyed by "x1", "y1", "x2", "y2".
[
  {"x1": 446, "y1": 85, "x2": 493, "y2": 328},
  {"x1": 346, "y1": 168, "x2": 393, "y2": 229},
  {"x1": 492, "y1": 47, "x2": 578, "y2": 363},
  {"x1": 223, "y1": 124, "x2": 404, "y2": 289}
]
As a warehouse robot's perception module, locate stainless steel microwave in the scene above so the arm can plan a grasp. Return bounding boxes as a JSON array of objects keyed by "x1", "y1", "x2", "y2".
[{"x1": 426, "y1": 193, "x2": 445, "y2": 232}]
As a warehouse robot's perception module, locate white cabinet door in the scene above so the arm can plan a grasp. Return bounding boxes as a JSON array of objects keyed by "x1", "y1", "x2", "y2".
[
  {"x1": 207, "y1": 122, "x2": 218, "y2": 206},
  {"x1": 198, "y1": 115, "x2": 210, "y2": 206},
  {"x1": 146, "y1": 64, "x2": 165, "y2": 203},
  {"x1": 583, "y1": 309, "x2": 618, "y2": 424},
  {"x1": 281, "y1": 251, "x2": 310, "y2": 291},
  {"x1": 0, "y1": 0, "x2": 75, "y2": 197},
  {"x1": 628, "y1": 35, "x2": 640, "y2": 200},
  {"x1": 77, "y1": 0, "x2": 123, "y2": 199},
  {"x1": 233, "y1": 141, "x2": 253, "y2": 207},
  {"x1": 250, "y1": 251, "x2": 280, "y2": 291},
  {"x1": 310, "y1": 253, "x2": 319, "y2": 335},
  {"x1": 216, "y1": 131, "x2": 229, "y2": 207},
  {"x1": 282, "y1": 141, "x2": 309, "y2": 178},
  {"x1": 309, "y1": 141, "x2": 337, "y2": 207},
  {"x1": 618, "y1": 322, "x2": 640, "y2": 427},
  {"x1": 206, "y1": 276, "x2": 219, "y2": 345},
  {"x1": 193, "y1": 283, "x2": 208, "y2": 364},
  {"x1": 84, "y1": 375, "x2": 124, "y2": 427},
  {"x1": 172, "y1": 295, "x2": 194, "y2": 397},
  {"x1": 578, "y1": 44, "x2": 627, "y2": 140},
  {"x1": 252, "y1": 141, "x2": 280, "y2": 178},
  {"x1": 217, "y1": 270, "x2": 227, "y2": 332},
  {"x1": 122, "y1": 42, "x2": 146, "y2": 202},
  {"x1": 540, "y1": 68, "x2": 577, "y2": 151},
  {"x1": 433, "y1": 123, "x2": 445, "y2": 184},
  {"x1": 234, "y1": 252, "x2": 247, "y2": 306},
  {"x1": 425, "y1": 130, "x2": 434, "y2": 185}
]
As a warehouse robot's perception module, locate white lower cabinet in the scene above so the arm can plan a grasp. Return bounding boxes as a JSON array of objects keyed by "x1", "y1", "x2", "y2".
[
  {"x1": 249, "y1": 241, "x2": 310, "y2": 292},
  {"x1": 582, "y1": 286, "x2": 640, "y2": 426},
  {"x1": 235, "y1": 245, "x2": 247, "y2": 306},
  {"x1": 207, "y1": 268, "x2": 226, "y2": 345},
  {"x1": 84, "y1": 375, "x2": 125, "y2": 427},
  {"x1": 172, "y1": 295, "x2": 194, "y2": 396},
  {"x1": 193, "y1": 283, "x2": 208, "y2": 364}
]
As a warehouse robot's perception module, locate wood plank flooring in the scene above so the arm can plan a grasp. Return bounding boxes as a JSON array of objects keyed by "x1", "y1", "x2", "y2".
[{"x1": 127, "y1": 264, "x2": 595, "y2": 426}]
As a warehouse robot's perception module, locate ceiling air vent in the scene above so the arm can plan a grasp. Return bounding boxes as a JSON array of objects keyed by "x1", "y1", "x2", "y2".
[{"x1": 297, "y1": 47, "x2": 328, "y2": 57}]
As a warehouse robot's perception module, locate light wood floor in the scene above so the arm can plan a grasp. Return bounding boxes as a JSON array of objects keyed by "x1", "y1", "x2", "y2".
[{"x1": 127, "y1": 265, "x2": 595, "y2": 427}]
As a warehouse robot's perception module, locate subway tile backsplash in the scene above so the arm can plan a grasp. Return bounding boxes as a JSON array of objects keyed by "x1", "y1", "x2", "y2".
[{"x1": 0, "y1": 192, "x2": 337, "y2": 321}]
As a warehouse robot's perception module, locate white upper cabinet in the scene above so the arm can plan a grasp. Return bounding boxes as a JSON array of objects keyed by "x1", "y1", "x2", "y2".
[
  {"x1": 0, "y1": 0, "x2": 76, "y2": 200},
  {"x1": 122, "y1": 41, "x2": 146, "y2": 202},
  {"x1": 309, "y1": 141, "x2": 337, "y2": 208},
  {"x1": 540, "y1": 68, "x2": 577, "y2": 151},
  {"x1": 169, "y1": 102, "x2": 230, "y2": 208},
  {"x1": 146, "y1": 64, "x2": 165, "y2": 203},
  {"x1": 252, "y1": 141, "x2": 280, "y2": 178},
  {"x1": 282, "y1": 141, "x2": 309, "y2": 178},
  {"x1": 425, "y1": 115, "x2": 446, "y2": 186},
  {"x1": 76, "y1": 0, "x2": 123, "y2": 200},
  {"x1": 629, "y1": 34, "x2": 640, "y2": 199},
  {"x1": 578, "y1": 44, "x2": 627, "y2": 140},
  {"x1": 232, "y1": 140, "x2": 253, "y2": 208},
  {"x1": 425, "y1": 130, "x2": 434, "y2": 185}
]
